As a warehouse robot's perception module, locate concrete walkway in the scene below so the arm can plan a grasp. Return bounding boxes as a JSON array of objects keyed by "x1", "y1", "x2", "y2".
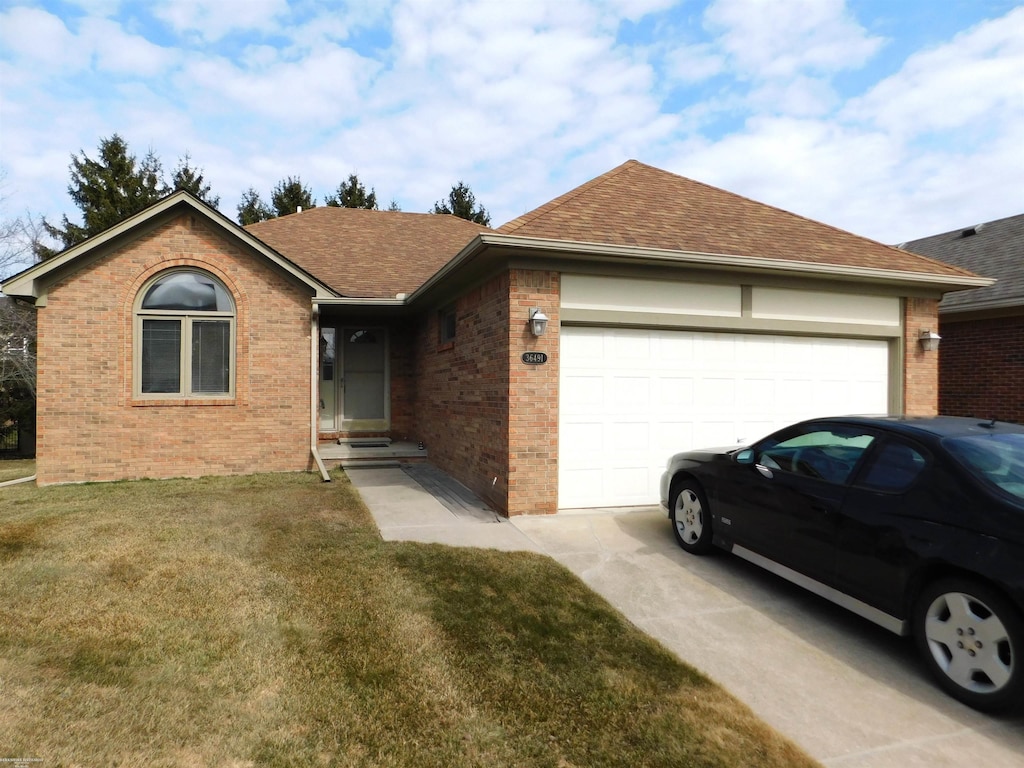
[{"x1": 346, "y1": 467, "x2": 1024, "y2": 768}]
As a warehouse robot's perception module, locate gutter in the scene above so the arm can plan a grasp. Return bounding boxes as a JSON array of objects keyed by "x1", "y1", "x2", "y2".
[
  {"x1": 471, "y1": 234, "x2": 995, "y2": 292},
  {"x1": 0, "y1": 475, "x2": 36, "y2": 488},
  {"x1": 309, "y1": 309, "x2": 330, "y2": 482},
  {"x1": 307, "y1": 233, "x2": 993, "y2": 313}
]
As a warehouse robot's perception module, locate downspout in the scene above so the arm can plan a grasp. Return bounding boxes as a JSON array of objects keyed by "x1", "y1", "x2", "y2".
[{"x1": 310, "y1": 306, "x2": 331, "y2": 481}]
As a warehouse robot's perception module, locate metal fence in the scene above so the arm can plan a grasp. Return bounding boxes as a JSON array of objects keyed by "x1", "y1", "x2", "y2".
[{"x1": 0, "y1": 420, "x2": 19, "y2": 453}]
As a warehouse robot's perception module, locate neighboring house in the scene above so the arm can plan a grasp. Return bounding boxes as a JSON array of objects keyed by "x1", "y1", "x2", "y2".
[
  {"x1": 1, "y1": 160, "x2": 989, "y2": 513},
  {"x1": 901, "y1": 215, "x2": 1024, "y2": 425}
]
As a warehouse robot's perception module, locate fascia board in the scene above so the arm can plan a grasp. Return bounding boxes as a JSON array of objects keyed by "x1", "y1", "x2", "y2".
[
  {"x1": 1, "y1": 191, "x2": 338, "y2": 300},
  {"x1": 313, "y1": 298, "x2": 406, "y2": 307},
  {"x1": 478, "y1": 234, "x2": 994, "y2": 293}
]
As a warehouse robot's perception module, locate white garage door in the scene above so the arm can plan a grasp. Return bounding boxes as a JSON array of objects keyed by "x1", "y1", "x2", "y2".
[{"x1": 558, "y1": 327, "x2": 890, "y2": 509}]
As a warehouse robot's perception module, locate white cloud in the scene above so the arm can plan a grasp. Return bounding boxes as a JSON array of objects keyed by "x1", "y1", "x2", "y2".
[
  {"x1": 151, "y1": 0, "x2": 289, "y2": 43},
  {"x1": 664, "y1": 42, "x2": 726, "y2": 83},
  {"x1": 80, "y1": 17, "x2": 179, "y2": 76},
  {"x1": 843, "y1": 6, "x2": 1024, "y2": 137},
  {"x1": 0, "y1": 0, "x2": 1019, "y2": 246},
  {"x1": 704, "y1": 0, "x2": 885, "y2": 78},
  {"x1": 0, "y1": 7, "x2": 88, "y2": 73}
]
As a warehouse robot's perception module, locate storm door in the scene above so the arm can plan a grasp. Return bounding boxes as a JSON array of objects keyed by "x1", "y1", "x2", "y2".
[{"x1": 319, "y1": 326, "x2": 389, "y2": 432}]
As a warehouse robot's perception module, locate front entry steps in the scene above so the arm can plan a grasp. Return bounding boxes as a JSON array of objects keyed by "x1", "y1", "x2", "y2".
[{"x1": 318, "y1": 439, "x2": 427, "y2": 467}]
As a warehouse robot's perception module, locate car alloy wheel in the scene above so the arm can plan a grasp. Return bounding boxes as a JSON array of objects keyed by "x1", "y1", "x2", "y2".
[
  {"x1": 669, "y1": 479, "x2": 713, "y2": 554},
  {"x1": 914, "y1": 579, "x2": 1024, "y2": 712}
]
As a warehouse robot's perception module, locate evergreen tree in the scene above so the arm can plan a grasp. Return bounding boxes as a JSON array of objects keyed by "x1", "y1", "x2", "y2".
[
  {"x1": 237, "y1": 187, "x2": 273, "y2": 225},
  {"x1": 271, "y1": 176, "x2": 316, "y2": 217},
  {"x1": 171, "y1": 152, "x2": 220, "y2": 208},
  {"x1": 35, "y1": 135, "x2": 219, "y2": 258},
  {"x1": 324, "y1": 174, "x2": 378, "y2": 209},
  {"x1": 431, "y1": 181, "x2": 490, "y2": 226}
]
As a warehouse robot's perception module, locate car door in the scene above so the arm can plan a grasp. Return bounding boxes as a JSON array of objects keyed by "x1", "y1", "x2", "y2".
[
  {"x1": 834, "y1": 437, "x2": 933, "y2": 617},
  {"x1": 717, "y1": 424, "x2": 876, "y2": 585}
]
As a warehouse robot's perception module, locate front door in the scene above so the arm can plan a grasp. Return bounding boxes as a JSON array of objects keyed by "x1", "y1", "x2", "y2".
[{"x1": 319, "y1": 326, "x2": 388, "y2": 432}]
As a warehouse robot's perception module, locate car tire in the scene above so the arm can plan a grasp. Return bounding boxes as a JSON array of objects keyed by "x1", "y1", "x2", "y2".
[
  {"x1": 669, "y1": 478, "x2": 714, "y2": 555},
  {"x1": 913, "y1": 578, "x2": 1024, "y2": 712}
]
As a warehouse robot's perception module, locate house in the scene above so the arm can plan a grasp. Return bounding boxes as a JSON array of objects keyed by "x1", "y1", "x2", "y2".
[
  {"x1": 1, "y1": 160, "x2": 990, "y2": 513},
  {"x1": 900, "y1": 214, "x2": 1024, "y2": 425}
]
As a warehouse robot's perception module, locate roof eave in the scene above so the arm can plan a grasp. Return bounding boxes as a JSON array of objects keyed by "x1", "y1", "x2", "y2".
[
  {"x1": 474, "y1": 233, "x2": 994, "y2": 292},
  {"x1": 1, "y1": 191, "x2": 339, "y2": 301}
]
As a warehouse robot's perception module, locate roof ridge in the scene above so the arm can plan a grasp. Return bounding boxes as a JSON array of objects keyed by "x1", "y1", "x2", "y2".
[
  {"x1": 902, "y1": 212, "x2": 1024, "y2": 245},
  {"x1": 497, "y1": 160, "x2": 641, "y2": 233}
]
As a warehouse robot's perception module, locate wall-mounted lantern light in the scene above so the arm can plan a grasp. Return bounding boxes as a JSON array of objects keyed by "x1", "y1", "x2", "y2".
[
  {"x1": 529, "y1": 308, "x2": 549, "y2": 337},
  {"x1": 919, "y1": 329, "x2": 941, "y2": 352}
]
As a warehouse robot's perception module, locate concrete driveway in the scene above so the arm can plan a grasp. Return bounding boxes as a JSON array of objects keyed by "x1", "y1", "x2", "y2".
[
  {"x1": 347, "y1": 467, "x2": 1024, "y2": 767},
  {"x1": 512, "y1": 508, "x2": 1024, "y2": 768}
]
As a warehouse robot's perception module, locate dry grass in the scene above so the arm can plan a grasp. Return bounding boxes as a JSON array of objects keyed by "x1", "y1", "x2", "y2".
[
  {"x1": 0, "y1": 470, "x2": 818, "y2": 767},
  {"x1": 0, "y1": 458, "x2": 35, "y2": 483}
]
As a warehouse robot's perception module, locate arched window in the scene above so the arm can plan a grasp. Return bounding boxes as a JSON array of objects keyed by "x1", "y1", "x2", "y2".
[{"x1": 134, "y1": 270, "x2": 235, "y2": 397}]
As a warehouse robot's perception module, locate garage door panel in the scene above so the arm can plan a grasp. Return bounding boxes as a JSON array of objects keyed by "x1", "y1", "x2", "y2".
[
  {"x1": 559, "y1": 326, "x2": 890, "y2": 509},
  {"x1": 611, "y1": 377, "x2": 650, "y2": 410},
  {"x1": 696, "y1": 378, "x2": 737, "y2": 408},
  {"x1": 655, "y1": 377, "x2": 694, "y2": 408}
]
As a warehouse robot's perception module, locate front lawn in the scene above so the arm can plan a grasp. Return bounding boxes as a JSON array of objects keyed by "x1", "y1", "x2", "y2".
[
  {"x1": 0, "y1": 458, "x2": 34, "y2": 483},
  {"x1": 0, "y1": 471, "x2": 817, "y2": 767}
]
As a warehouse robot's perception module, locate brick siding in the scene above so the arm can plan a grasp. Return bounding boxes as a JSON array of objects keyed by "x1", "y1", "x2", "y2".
[
  {"x1": 411, "y1": 269, "x2": 560, "y2": 515},
  {"x1": 506, "y1": 270, "x2": 559, "y2": 515},
  {"x1": 35, "y1": 214, "x2": 313, "y2": 484},
  {"x1": 939, "y1": 314, "x2": 1024, "y2": 424},
  {"x1": 413, "y1": 272, "x2": 513, "y2": 513},
  {"x1": 903, "y1": 297, "x2": 940, "y2": 416}
]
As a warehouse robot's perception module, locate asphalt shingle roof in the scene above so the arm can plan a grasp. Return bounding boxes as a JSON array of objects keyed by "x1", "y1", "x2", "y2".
[
  {"x1": 242, "y1": 161, "x2": 979, "y2": 300},
  {"x1": 900, "y1": 214, "x2": 1024, "y2": 312},
  {"x1": 245, "y1": 208, "x2": 490, "y2": 298},
  {"x1": 499, "y1": 160, "x2": 975, "y2": 279}
]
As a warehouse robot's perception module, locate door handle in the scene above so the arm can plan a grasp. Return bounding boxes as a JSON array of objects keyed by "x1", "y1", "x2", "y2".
[{"x1": 755, "y1": 464, "x2": 774, "y2": 479}]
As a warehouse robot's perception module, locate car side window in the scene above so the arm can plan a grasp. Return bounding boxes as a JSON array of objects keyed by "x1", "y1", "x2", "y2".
[
  {"x1": 757, "y1": 428, "x2": 875, "y2": 484},
  {"x1": 856, "y1": 441, "x2": 927, "y2": 492}
]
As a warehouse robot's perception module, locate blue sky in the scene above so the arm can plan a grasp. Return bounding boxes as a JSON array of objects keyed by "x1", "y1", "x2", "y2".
[{"x1": 1, "y1": 0, "x2": 1021, "y2": 273}]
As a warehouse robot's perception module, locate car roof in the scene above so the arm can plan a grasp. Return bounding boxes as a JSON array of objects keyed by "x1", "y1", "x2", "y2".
[{"x1": 809, "y1": 415, "x2": 1024, "y2": 439}]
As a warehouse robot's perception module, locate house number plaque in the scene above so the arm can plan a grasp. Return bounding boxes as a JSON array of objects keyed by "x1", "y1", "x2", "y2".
[{"x1": 522, "y1": 352, "x2": 548, "y2": 365}]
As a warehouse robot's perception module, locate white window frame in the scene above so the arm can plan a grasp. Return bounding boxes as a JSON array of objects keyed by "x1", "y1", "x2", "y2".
[{"x1": 133, "y1": 269, "x2": 236, "y2": 400}]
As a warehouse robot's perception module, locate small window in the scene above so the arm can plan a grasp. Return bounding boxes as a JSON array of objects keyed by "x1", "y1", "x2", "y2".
[
  {"x1": 438, "y1": 305, "x2": 456, "y2": 344},
  {"x1": 135, "y1": 270, "x2": 235, "y2": 398},
  {"x1": 858, "y1": 441, "x2": 926, "y2": 492}
]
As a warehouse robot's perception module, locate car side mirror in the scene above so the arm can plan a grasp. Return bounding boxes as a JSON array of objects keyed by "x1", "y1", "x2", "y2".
[{"x1": 735, "y1": 448, "x2": 755, "y2": 465}]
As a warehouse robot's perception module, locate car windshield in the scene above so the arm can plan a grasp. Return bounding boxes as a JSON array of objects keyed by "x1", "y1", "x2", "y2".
[{"x1": 943, "y1": 433, "x2": 1024, "y2": 503}]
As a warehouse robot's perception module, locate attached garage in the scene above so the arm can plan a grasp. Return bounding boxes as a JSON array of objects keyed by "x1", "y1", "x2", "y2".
[{"x1": 557, "y1": 275, "x2": 901, "y2": 509}]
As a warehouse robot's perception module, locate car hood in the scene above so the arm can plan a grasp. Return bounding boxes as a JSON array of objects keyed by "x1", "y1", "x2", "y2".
[{"x1": 669, "y1": 445, "x2": 745, "y2": 464}]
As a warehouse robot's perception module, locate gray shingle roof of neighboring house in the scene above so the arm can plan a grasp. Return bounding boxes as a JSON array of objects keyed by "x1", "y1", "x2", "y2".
[{"x1": 900, "y1": 214, "x2": 1024, "y2": 314}]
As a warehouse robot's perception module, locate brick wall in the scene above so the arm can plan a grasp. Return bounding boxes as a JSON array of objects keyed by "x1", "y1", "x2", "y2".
[
  {"x1": 507, "y1": 270, "x2": 560, "y2": 515},
  {"x1": 413, "y1": 272, "x2": 511, "y2": 512},
  {"x1": 35, "y1": 214, "x2": 314, "y2": 484},
  {"x1": 939, "y1": 314, "x2": 1024, "y2": 424},
  {"x1": 412, "y1": 268, "x2": 561, "y2": 516},
  {"x1": 903, "y1": 297, "x2": 940, "y2": 416}
]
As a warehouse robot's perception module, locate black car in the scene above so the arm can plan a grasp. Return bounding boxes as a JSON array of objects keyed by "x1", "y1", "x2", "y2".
[{"x1": 659, "y1": 416, "x2": 1024, "y2": 712}]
